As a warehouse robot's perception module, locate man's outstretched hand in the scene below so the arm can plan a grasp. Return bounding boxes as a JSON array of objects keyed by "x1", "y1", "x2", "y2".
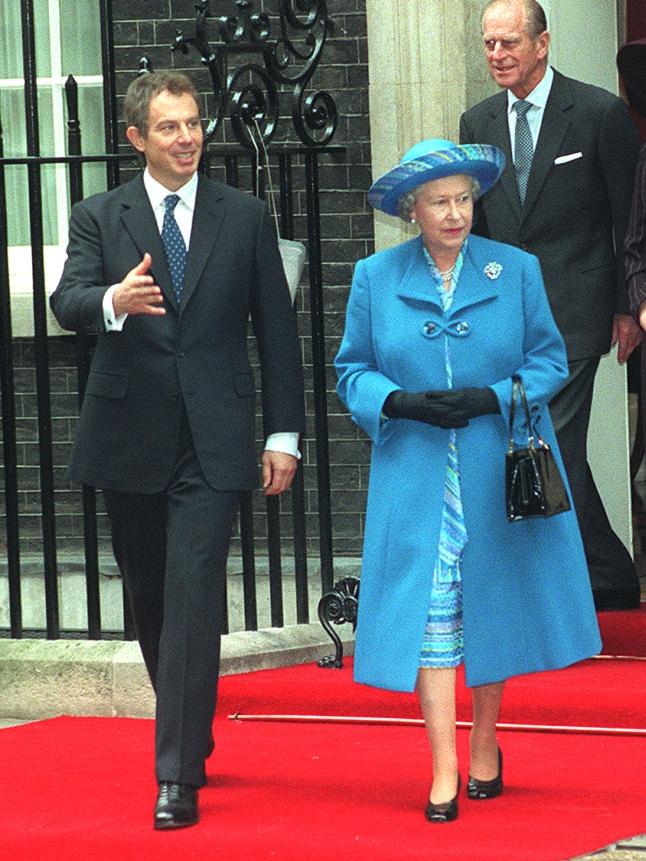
[{"x1": 112, "y1": 253, "x2": 166, "y2": 317}]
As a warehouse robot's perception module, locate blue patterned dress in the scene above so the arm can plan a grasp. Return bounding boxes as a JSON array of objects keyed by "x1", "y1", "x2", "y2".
[{"x1": 419, "y1": 242, "x2": 468, "y2": 669}]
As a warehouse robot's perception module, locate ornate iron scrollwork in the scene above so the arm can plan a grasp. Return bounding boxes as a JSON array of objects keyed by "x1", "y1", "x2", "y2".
[
  {"x1": 317, "y1": 576, "x2": 359, "y2": 669},
  {"x1": 171, "y1": 0, "x2": 337, "y2": 148}
]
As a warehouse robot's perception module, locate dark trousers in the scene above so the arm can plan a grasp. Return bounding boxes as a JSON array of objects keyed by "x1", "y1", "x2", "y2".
[
  {"x1": 104, "y1": 422, "x2": 240, "y2": 788},
  {"x1": 549, "y1": 356, "x2": 639, "y2": 595}
]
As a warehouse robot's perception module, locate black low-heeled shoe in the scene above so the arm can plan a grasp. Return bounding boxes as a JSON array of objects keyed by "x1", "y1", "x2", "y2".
[
  {"x1": 425, "y1": 775, "x2": 461, "y2": 823},
  {"x1": 467, "y1": 748, "x2": 503, "y2": 799}
]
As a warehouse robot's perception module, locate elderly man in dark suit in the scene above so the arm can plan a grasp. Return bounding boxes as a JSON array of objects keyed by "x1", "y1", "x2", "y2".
[
  {"x1": 460, "y1": 0, "x2": 642, "y2": 610},
  {"x1": 624, "y1": 42, "x2": 646, "y2": 482},
  {"x1": 50, "y1": 71, "x2": 305, "y2": 829}
]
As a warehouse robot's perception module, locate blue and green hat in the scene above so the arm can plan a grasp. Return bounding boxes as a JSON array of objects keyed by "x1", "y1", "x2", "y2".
[{"x1": 368, "y1": 138, "x2": 505, "y2": 218}]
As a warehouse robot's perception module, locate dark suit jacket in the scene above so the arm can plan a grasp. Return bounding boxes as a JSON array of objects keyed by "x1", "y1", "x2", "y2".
[
  {"x1": 50, "y1": 174, "x2": 305, "y2": 493},
  {"x1": 626, "y1": 143, "x2": 646, "y2": 317},
  {"x1": 460, "y1": 69, "x2": 640, "y2": 361}
]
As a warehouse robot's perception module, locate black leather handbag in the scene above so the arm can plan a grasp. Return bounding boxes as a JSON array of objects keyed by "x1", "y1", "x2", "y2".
[{"x1": 505, "y1": 377, "x2": 571, "y2": 522}]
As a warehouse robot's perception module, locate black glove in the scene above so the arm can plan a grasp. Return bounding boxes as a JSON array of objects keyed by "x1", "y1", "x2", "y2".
[
  {"x1": 424, "y1": 388, "x2": 500, "y2": 425},
  {"x1": 383, "y1": 388, "x2": 498, "y2": 428},
  {"x1": 383, "y1": 390, "x2": 468, "y2": 428}
]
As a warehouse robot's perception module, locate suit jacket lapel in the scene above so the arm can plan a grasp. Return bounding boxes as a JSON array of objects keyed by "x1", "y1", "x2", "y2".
[
  {"x1": 119, "y1": 175, "x2": 178, "y2": 311},
  {"x1": 521, "y1": 71, "x2": 573, "y2": 221},
  {"x1": 180, "y1": 176, "x2": 226, "y2": 312},
  {"x1": 483, "y1": 93, "x2": 522, "y2": 221}
]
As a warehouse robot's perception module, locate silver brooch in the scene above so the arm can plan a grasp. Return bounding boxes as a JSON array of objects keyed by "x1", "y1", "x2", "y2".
[{"x1": 484, "y1": 261, "x2": 503, "y2": 280}]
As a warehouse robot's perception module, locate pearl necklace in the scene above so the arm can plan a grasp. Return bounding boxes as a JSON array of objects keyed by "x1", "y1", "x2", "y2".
[{"x1": 438, "y1": 263, "x2": 456, "y2": 282}]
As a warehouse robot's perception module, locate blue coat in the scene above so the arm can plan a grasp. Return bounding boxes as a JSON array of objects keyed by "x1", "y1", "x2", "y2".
[{"x1": 335, "y1": 234, "x2": 601, "y2": 692}]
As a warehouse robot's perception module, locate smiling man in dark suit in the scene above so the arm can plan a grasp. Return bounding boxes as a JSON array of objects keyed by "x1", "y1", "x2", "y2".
[
  {"x1": 50, "y1": 71, "x2": 305, "y2": 829},
  {"x1": 460, "y1": 0, "x2": 642, "y2": 610}
]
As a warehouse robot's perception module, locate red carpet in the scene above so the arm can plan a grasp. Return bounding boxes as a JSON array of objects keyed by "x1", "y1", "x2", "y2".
[
  {"x1": 598, "y1": 602, "x2": 646, "y2": 656},
  {"x1": 2, "y1": 643, "x2": 646, "y2": 861},
  {"x1": 220, "y1": 654, "x2": 646, "y2": 731},
  {"x1": 1, "y1": 713, "x2": 645, "y2": 861}
]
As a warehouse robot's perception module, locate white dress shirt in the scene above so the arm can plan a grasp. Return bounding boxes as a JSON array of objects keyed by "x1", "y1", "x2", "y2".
[
  {"x1": 506, "y1": 65, "x2": 554, "y2": 160},
  {"x1": 102, "y1": 168, "x2": 299, "y2": 458}
]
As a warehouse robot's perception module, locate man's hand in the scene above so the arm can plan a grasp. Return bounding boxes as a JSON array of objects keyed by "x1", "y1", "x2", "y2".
[
  {"x1": 612, "y1": 313, "x2": 642, "y2": 364},
  {"x1": 112, "y1": 253, "x2": 166, "y2": 317},
  {"x1": 262, "y1": 451, "x2": 298, "y2": 496},
  {"x1": 638, "y1": 303, "x2": 646, "y2": 337}
]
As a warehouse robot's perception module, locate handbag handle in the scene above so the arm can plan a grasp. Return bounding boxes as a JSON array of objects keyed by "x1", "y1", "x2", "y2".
[
  {"x1": 247, "y1": 116, "x2": 282, "y2": 238},
  {"x1": 508, "y1": 376, "x2": 537, "y2": 454}
]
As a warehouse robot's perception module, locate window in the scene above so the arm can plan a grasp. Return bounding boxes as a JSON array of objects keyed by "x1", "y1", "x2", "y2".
[{"x1": 1, "y1": 0, "x2": 106, "y2": 309}]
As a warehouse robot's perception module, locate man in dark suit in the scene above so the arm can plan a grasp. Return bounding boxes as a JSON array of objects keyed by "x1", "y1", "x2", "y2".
[
  {"x1": 50, "y1": 71, "x2": 305, "y2": 829},
  {"x1": 460, "y1": 0, "x2": 642, "y2": 610}
]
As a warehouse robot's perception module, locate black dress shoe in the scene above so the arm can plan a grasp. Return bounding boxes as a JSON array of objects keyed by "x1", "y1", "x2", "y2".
[
  {"x1": 154, "y1": 781, "x2": 199, "y2": 830},
  {"x1": 467, "y1": 748, "x2": 503, "y2": 800},
  {"x1": 593, "y1": 588, "x2": 640, "y2": 611},
  {"x1": 425, "y1": 776, "x2": 460, "y2": 823}
]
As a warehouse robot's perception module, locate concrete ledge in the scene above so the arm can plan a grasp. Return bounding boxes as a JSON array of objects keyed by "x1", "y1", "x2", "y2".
[
  {"x1": 0, "y1": 555, "x2": 362, "y2": 634},
  {"x1": 0, "y1": 623, "x2": 355, "y2": 720}
]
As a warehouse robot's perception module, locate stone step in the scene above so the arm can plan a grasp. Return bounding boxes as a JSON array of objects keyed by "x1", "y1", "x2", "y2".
[{"x1": 0, "y1": 622, "x2": 355, "y2": 720}]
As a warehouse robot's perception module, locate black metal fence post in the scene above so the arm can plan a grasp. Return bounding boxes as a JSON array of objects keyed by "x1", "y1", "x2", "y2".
[
  {"x1": 65, "y1": 76, "x2": 102, "y2": 640},
  {"x1": 99, "y1": 0, "x2": 120, "y2": 190},
  {"x1": 21, "y1": 0, "x2": 60, "y2": 638},
  {"x1": 279, "y1": 152, "x2": 309, "y2": 624},
  {"x1": 2, "y1": 0, "x2": 348, "y2": 640},
  {"x1": 0, "y1": 119, "x2": 23, "y2": 638},
  {"x1": 305, "y1": 151, "x2": 334, "y2": 595}
]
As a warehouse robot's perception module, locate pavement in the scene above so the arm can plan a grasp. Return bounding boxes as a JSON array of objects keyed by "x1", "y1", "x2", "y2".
[{"x1": 571, "y1": 838, "x2": 646, "y2": 860}]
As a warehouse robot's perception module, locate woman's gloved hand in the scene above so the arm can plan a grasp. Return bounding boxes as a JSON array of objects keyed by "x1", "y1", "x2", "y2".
[{"x1": 383, "y1": 387, "x2": 499, "y2": 428}]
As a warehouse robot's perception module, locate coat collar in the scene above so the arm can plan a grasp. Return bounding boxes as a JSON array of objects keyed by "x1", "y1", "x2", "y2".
[
  {"x1": 395, "y1": 235, "x2": 503, "y2": 314},
  {"x1": 119, "y1": 174, "x2": 226, "y2": 314}
]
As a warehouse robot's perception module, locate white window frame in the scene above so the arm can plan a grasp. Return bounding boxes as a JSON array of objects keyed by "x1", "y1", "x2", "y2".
[{"x1": 2, "y1": 0, "x2": 104, "y2": 335}]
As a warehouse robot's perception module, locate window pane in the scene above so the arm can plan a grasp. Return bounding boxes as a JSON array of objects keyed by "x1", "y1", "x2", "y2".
[
  {"x1": 61, "y1": 0, "x2": 102, "y2": 75},
  {"x1": 0, "y1": 1, "x2": 100, "y2": 79},
  {"x1": 1, "y1": 0, "x2": 104, "y2": 249},
  {"x1": 76, "y1": 85, "x2": 107, "y2": 199},
  {"x1": 74, "y1": 85, "x2": 106, "y2": 155},
  {"x1": 0, "y1": 88, "x2": 26, "y2": 156},
  {"x1": 0, "y1": 88, "x2": 29, "y2": 245},
  {"x1": 35, "y1": 0, "x2": 52, "y2": 76},
  {"x1": 3, "y1": 166, "x2": 30, "y2": 246},
  {"x1": 33, "y1": 90, "x2": 59, "y2": 245},
  {"x1": 0, "y1": 3, "x2": 26, "y2": 79},
  {"x1": 1, "y1": 88, "x2": 59, "y2": 244}
]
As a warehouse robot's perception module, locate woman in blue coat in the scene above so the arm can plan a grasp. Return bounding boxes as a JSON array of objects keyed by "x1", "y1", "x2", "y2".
[{"x1": 335, "y1": 139, "x2": 601, "y2": 823}]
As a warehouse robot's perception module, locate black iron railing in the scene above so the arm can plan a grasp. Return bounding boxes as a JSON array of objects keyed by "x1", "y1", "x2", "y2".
[{"x1": 0, "y1": 0, "x2": 344, "y2": 640}]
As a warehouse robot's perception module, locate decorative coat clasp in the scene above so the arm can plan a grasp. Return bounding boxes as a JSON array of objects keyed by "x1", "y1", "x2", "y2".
[{"x1": 422, "y1": 320, "x2": 471, "y2": 339}]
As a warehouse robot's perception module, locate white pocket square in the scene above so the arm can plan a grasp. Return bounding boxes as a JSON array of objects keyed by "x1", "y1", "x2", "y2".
[{"x1": 554, "y1": 152, "x2": 583, "y2": 165}]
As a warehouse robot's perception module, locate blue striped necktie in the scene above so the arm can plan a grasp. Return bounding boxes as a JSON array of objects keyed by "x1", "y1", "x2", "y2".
[
  {"x1": 513, "y1": 99, "x2": 534, "y2": 204},
  {"x1": 161, "y1": 194, "x2": 187, "y2": 304}
]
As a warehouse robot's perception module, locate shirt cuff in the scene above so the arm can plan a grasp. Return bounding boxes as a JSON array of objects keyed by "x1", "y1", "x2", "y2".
[
  {"x1": 264, "y1": 432, "x2": 301, "y2": 459},
  {"x1": 103, "y1": 285, "x2": 128, "y2": 332}
]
